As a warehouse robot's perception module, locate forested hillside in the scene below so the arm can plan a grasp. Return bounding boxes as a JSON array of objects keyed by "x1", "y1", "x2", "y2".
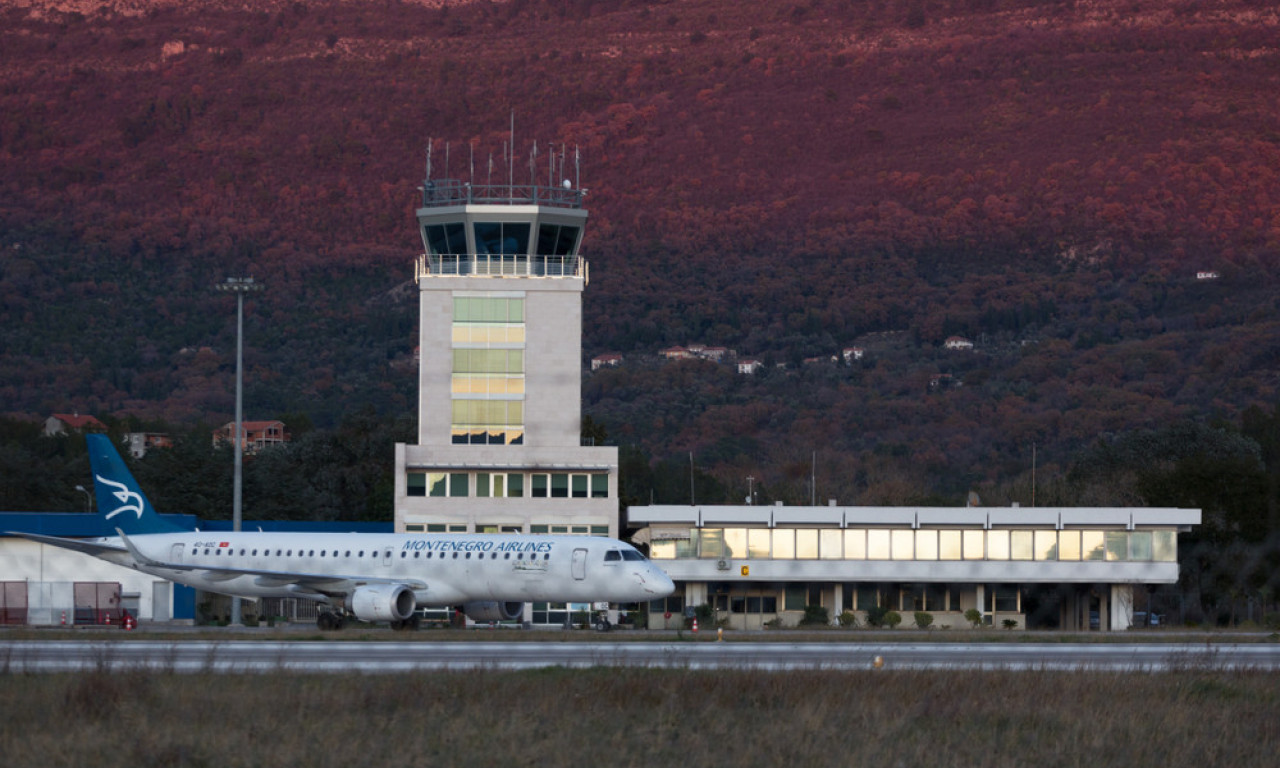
[{"x1": 2, "y1": 0, "x2": 1278, "y2": 535}]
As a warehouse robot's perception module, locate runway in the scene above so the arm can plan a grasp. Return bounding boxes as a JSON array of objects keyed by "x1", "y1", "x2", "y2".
[{"x1": 4, "y1": 639, "x2": 1279, "y2": 673}]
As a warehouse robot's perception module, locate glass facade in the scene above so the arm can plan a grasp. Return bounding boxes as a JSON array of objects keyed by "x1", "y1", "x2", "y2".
[
  {"x1": 451, "y1": 296, "x2": 525, "y2": 445},
  {"x1": 649, "y1": 527, "x2": 1180, "y2": 563},
  {"x1": 407, "y1": 470, "x2": 609, "y2": 499}
]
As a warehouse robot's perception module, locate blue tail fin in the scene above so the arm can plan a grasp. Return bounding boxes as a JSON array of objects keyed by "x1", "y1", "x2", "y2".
[{"x1": 86, "y1": 434, "x2": 183, "y2": 534}]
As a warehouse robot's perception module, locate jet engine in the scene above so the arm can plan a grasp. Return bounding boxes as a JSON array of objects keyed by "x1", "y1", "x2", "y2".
[
  {"x1": 462, "y1": 601, "x2": 524, "y2": 622},
  {"x1": 350, "y1": 583, "x2": 416, "y2": 622}
]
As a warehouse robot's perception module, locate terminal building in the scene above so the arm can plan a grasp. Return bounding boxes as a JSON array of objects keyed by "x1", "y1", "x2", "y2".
[{"x1": 630, "y1": 504, "x2": 1200, "y2": 631}]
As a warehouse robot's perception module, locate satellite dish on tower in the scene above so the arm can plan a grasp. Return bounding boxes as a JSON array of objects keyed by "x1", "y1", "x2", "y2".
[{"x1": 562, "y1": 179, "x2": 572, "y2": 189}]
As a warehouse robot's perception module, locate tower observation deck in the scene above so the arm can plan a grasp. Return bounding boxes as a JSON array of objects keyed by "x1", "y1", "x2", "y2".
[{"x1": 415, "y1": 176, "x2": 589, "y2": 281}]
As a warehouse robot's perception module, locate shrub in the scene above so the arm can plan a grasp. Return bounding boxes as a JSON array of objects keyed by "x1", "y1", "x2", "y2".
[
  {"x1": 865, "y1": 605, "x2": 890, "y2": 628},
  {"x1": 964, "y1": 608, "x2": 982, "y2": 628},
  {"x1": 838, "y1": 610, "x2": 859, "y2": 628},
  {"x1": 1002, "y1": 619, "x2": 1018, "y2": 630},
  {"x1": 913, "y1": 611, "x2": 934, "y2": 630},
  {"x1": 884, "y1": 611, "x2": 902, "y2": 629},
  {"x1": 800, "y1": 605, "x2": 830, "y2": 626}
]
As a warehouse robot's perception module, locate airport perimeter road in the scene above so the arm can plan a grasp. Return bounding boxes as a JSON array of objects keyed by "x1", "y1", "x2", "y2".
[{"x1": 4, "y1": 640, "x2": 1280, "y2": 673}]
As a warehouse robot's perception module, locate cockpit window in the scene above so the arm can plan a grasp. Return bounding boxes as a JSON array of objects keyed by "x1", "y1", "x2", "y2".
[
  {"x1": 604, "y1": 550, "x2": 622, "y2": 562},
  {"x1": 621, "y1": 550, "x2": 646, "y2": 561}
]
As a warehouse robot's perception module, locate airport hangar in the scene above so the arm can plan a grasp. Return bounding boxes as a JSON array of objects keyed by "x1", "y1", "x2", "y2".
[{"x1": 629, "y1": 503, "x2": 1201, "y2": 631}]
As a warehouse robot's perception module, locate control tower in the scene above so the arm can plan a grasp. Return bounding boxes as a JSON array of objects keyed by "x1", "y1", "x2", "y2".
[{"x1": 394, "y1": 142, "x2": 618, "y2": 540}]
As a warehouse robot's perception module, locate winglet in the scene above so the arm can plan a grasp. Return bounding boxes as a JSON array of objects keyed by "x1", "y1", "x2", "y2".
[{"x1": 115, "y1": 527, "x2": 164, "y2": 568}]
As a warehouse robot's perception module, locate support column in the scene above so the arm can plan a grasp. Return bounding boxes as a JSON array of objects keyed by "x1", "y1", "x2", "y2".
[{"x1": 1110, "y1": 584, "x2": 1133, "y2": 631}]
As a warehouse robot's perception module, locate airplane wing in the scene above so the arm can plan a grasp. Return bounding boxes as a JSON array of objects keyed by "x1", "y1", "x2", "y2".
[{"x1": 6, "y1": 531, "x2": 127, "y2": 558}]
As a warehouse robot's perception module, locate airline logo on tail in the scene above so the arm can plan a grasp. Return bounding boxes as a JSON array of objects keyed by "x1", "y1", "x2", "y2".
[{"x1": 97, "y1": 474, "x2": 145, "y2": 521}]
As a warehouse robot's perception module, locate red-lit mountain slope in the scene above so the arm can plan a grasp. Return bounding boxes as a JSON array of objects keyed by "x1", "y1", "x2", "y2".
[{"x1": 1, "y1": 0, "x2": 1277, "y2": 494}]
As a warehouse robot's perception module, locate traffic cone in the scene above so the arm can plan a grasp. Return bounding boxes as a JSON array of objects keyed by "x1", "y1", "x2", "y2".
[
  {"x1": 60, "y1": 610, "x2": 66, "y2": 626},
  {"x1": 692, "y1": 617, "x2": 699, "y2": 634},
  {"x1": 105, "y1": 613, "x2": 111, "y2": 626}
]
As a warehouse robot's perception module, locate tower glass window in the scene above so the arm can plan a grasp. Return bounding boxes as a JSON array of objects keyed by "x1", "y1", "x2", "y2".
[{"x1": 451, "y1": 295, "x2": 526, "y2": 445}]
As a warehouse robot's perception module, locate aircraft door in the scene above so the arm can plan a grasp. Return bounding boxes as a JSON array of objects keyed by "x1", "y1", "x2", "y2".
[
  {"x1": 572, "y1": 548, "x2": 587, "y2": 581},
  {"x1": 169, "y1": 544, "x2": 184, "y2": 564}
]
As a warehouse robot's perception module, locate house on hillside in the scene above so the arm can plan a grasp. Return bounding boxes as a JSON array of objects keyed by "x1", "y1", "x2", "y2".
[
  {"x1": 930, "y1": 373, "x2": 959, "y2": 390},
  {"x1": 42, "y1": 413, "x2": 107, "y2": 437},
  {"x1": 591, "y1": 353, "x2": 623, "y2": 370},
  {"x1": 738, "y1": 359, "x2": 763, "y2": 375},
  {"x1": 944, "y1": 336, "x2": 974, "y2": 351},
  {"x1": 1196, "y1": 271, "x2": 1220, "y2": 281},
  {"x1": 697, "y1": 346, "x2": 731, "y2": 362},
  {"x1": 803, "y1": 355, "x2": 836, "y2": 366},
  {"x1": 842, "y1": 347, "x2": 865, "y2": 362},
  {"x1": 124, "y1": 432, "x2": 172, "y2": 459},
  {"x1": 213, "y1": 420, "x2": 289, "y2": 454},
  {"x1": 661, "y1": 346, "x2": 693, "y2": 360}
]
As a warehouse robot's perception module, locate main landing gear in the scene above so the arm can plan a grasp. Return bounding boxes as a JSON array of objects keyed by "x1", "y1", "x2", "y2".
[
  {"x1": 389, "y1": 616, "x2": 422, "y2": 631},
  {"x1": 317, "y1": 611, "x2": 346, "y2": 631}
]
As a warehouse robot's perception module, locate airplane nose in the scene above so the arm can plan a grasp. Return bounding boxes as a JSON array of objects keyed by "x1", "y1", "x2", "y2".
[
  {"x1": 648, "y1": 565, "x2": 675, "y2": 597},
  {"x1": 630, "y1": 566, "x2": 675, "y2": 597}
]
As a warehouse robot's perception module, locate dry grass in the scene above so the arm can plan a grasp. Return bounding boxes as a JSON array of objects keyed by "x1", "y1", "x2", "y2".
[{"x1": 2, "y1": 667, "x2": 1278, "y2": 767}]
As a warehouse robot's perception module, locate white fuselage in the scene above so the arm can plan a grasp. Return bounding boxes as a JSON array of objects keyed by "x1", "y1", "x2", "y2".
[{"x1": 97, "y1": 532, "x2": 674, "y2": 607}]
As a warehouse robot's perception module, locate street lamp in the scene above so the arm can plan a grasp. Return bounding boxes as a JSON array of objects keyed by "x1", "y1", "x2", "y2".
[
  {"x1": 216, "y1": 276, "x2": 264, "y2": 626},
  {"x1": 74, "y1": 484, "x2": 92, "y2": 513}
]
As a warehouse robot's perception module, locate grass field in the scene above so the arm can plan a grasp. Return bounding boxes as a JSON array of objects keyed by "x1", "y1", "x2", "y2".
[{"x1": 2, "y1": 666, "x2": 1277, "y2": 767}]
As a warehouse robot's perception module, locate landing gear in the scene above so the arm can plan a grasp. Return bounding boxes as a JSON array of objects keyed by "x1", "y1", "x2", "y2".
[
  {"x1": 389, "y1": 616, "x2": 422, "y2": 632},
  {"x1": 317, "y1": 612, "x2": 346, "y2": 631},
  {"x1": 594, "y1": 614, "x2": 612, "y2": 632}
]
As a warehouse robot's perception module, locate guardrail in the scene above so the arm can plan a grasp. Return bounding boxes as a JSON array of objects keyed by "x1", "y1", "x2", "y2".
[
  {"x1": 420, "y1": 180, "x2": 585, "y2": 209},
  {"x1": 416, "y1": 253, "x2": 586, "y2": 279}
]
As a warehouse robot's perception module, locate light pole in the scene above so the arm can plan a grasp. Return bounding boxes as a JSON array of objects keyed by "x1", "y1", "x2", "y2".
[
  {"x1": 216, "y1": 276, "x2": 263, "y2": 626},
  {"x1": 74, "y1": 484, "x2": 92, "y2": 513}
]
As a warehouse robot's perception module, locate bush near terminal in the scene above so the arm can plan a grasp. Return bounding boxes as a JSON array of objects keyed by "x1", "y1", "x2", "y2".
[{"x1": 0, "y1": 667, "x2": 1275, "y2": 768}]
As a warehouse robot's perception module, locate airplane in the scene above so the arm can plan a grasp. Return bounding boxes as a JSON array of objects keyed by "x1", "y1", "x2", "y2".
[{"x1": 9, "y1": 434, "x2": 674, "y2": 630}]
